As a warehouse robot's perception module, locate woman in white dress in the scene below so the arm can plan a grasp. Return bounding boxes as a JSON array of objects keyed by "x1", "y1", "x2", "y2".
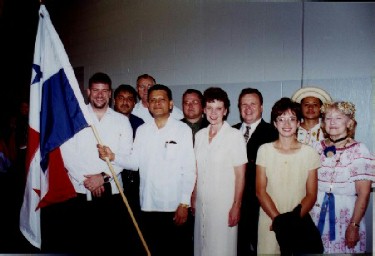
[
  {"x1": 193, "y1": 87, "x2": 247, "y2": 256},
  {"x1": 256, "y1": 97, "x2": 320, "y2": 254},
  {"x1": 310, "y1": 101, "x2": 375, "y2": 253}
]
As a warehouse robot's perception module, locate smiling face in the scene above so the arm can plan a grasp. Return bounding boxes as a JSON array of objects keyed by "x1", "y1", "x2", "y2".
[
  {"x1": 301, "y1": 96, "x2": 322, "y2": 121},
  {"x1": 204, "y1": 100, "x2": 227, "y2": 126},
  {"x1": 323, "y1": 108, "x2": 352, "y2": 138},
  {"x1": 148, "y1": 89, "x2": 173, "y2": 119},
  {"x1": 274, "y1": 109, "x2": 300, "y2": 138},
  {"x1": 87, "y1": 82, "x2": 111, "y2": 110},
  {"x1": 239, "y1": 93, "x2": 263, "y2": 125}
]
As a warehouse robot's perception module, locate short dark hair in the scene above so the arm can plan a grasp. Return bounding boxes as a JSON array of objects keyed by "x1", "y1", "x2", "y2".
[
  {"x1": 182, "y1": 89, "x2": 204, "y2": 107},
  {"x1": 237, "y1": 88, "x2": 263, "y2": 108},
  {"x1": 203, "y1": 87, "x2": 230, "y2": 120},
  {"x1": 114, "y1": 84, "x2": 138, "y2": 103},
  {"x1": 136, "y1": 74, "x2": 156, "y2": 85},
  {"x1": 89, "y1": 72, "x2": 112, "y2": 89},
  {"x1": 271, "y1": 97, "x2": 301, "y2": 123},
  {"x1": 148, "y1": 84, "x2": 172, "y2": 101}
]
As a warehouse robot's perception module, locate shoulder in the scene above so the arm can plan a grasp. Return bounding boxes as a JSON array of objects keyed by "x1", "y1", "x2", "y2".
[
  {"x1": 257, "y1": 142, "x2": 273, "y2": 155},
  {"x1": 171, "y1": 106, "x2": 184, "y2": 118},
  {"x1": 258, "y1": 119, "x2": 276, "y2": 131},
  {"x1": 196, "y1": 126, "x2": 208, "y2": 137},
  {"x1": 132, "y1": 102, "x2": 141, "y2": 111},
  {"x1": 253, "y1": 119, "x2": 278, "y2": 139},
  {"x1": 136, "y1": 120, "x2": 152, "y2": 132},
  {"x1": 170, "y1": 117, "x2": 191, "y2": 130},
  {"x1": 129, "y1": 114, "x2": 144, "y2": 124},
  {"x1": 349, "y1": 141, "x2": 371, "y2": 155},
  {"x1": 259, "y1": 142, "x2": 273, "y2": 149},
  {"x1": 224, "y1": 122, "x2": 241, "y2": 134},
  {"x1": 232, "y1": 122, "x2": 242, "y2": 129},
  {"x1": 300, "y1": 144, "x2": 319, "y2": 156},
  {"x1": 109, "y1": 108, "x2": 129, "y2": 121}
]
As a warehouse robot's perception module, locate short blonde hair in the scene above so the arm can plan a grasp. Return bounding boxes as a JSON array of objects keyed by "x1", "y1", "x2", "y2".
[{"x1": 321, "y1": 101, "x2": 357, "y2": 138}]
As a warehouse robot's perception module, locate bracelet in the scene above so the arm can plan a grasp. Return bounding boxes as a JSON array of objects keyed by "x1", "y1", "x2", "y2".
[
  {"x1": 350, "y1": 222, "x2": 360, "y2": 228},
  {"x1": 179, "y1": 203, "x2": 189, "y2": 208},
  {"x1": 101, "y1": 172, "x2": 110, "y2": 183}
]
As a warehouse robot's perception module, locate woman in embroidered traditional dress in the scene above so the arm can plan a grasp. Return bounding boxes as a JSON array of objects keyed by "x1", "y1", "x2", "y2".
[
  {"x1": 193, "y1": 87, "x2": 247, "y2": 256},
  {"x1": 256, "y1": 98, "x2": 320, "y2": 254},
  {"x1": 310, "y1": 101, "x2": 375, "y2": 253}
]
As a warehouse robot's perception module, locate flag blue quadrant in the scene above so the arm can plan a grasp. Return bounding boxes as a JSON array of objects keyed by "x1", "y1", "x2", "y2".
[{"x1": 19, "y1": 5, "x2": 91, "y2": 249}]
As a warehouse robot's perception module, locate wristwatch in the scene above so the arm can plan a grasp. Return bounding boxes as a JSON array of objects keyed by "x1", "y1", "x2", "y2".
[{"x1": 101, "y1": 172, "x2": 110, "y2": 183}]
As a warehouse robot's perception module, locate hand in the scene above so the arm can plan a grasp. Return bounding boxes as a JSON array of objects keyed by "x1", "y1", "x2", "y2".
[
  {"x1": 173, "y1": 205, "x2": 188, "y2": 226},
  {"x1": 91, "y1": 186, "x2": 105, "y2": 197},
  {"x1": 228, "y1": 204, "x2": 240, "y2": 227},
  {"x1": 97, "y1": 144, "x2": 114, "y2": 161},
  {"x1": 84, "y1": 173, "x2": 104, "y2": 191},
  {"x1": 345, "y1": 225, "x2": 360, "y2": 249}
]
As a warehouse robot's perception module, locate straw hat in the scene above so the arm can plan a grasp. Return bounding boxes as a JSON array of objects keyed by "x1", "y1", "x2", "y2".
[{"x1": 291, "y1": 86, "x2": 332, "y2": 104}]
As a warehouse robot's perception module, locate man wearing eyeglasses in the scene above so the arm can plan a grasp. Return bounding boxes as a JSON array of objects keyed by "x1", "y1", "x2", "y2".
[{"x1": 132, "y1": 74, "x2": 183, "y2": 122}]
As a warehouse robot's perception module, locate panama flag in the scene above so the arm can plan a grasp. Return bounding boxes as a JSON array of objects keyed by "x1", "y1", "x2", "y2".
[{"x1": 19, "y1": 5, "x2": 92, "y2": 249}]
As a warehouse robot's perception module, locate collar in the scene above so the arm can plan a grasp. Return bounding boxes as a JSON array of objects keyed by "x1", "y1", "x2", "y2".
[
  {"x1": 184, "y1": 117, "x2": 203, "y2": 127},
  {"x1": 242, "y1": 118, "x2": 262, "y2": 132}
]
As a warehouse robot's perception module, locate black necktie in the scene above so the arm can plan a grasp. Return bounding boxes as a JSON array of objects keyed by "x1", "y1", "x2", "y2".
[{"x1": 244, "y1": 126, "x2": 251, "y2": 142}]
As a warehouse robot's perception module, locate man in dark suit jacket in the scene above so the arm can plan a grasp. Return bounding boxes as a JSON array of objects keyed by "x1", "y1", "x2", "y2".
[
  {"x1": 113, "y1": 84, "x2": 144, "y2": 211},
  {"x1": 113, "y1": 84, "x2": 145, "y2": 255},
  {"x1": 233, "y1": 88, "x2": 278, "y2": 256},
  {"x1": 181, "y1": 89, "x2": 210, "y2": 144}
]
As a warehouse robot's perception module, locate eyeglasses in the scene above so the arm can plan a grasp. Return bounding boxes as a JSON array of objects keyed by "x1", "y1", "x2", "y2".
[{"x1": 276, "y1": 116, "x2": 298, "y2": 123}]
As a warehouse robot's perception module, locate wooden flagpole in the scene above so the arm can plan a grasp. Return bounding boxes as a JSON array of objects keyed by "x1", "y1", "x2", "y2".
[{"x1": 90, "y1": 125, "x2": 151, "y2": 256}]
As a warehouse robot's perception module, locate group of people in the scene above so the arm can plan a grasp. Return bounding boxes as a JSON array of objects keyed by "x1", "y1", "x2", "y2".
[{"x1": 28, "y1": 71, "x2": 373, "y2": 256}]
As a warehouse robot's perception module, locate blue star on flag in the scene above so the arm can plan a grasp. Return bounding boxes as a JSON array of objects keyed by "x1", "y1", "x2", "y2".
[{"x1": 32, "y1": 64, "x2": 43, "y2": 84}]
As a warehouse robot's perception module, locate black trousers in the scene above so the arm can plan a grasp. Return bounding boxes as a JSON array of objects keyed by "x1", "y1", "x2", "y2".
[
  {"x1": 140, "y1": 211, "x2": 193, "y2": 256},
  {"x1": 41, "y1": 192, "x2": 145, "y2": 255},
  {"x1": 237, "y1": 194, "x2": 260, "y2": 256}
]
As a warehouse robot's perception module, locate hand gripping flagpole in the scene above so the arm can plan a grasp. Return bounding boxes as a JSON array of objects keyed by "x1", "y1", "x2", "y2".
[{"x1": 90, "y1": 125, "x2": 151, "y2": 256}]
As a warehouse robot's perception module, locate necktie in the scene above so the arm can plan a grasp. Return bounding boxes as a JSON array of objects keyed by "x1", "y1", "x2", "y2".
[{"x1": 244, "y1": 126, "x2": 251, "y2": 142}]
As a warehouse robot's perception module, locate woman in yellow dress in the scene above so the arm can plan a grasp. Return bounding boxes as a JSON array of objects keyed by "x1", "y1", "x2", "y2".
[{"x1": 256, "y1": 97, "x2": 320, "y2": 254}]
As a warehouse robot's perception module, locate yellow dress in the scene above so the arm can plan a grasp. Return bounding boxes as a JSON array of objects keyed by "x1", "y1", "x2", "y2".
[{"x1": 256, "y1": 142, "x2": 320, "y2": 254}]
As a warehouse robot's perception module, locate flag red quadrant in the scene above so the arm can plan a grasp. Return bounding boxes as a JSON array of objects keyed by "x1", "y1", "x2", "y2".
[{"x1": 19, "y1": 5, "x2": 92, "y2": 249}]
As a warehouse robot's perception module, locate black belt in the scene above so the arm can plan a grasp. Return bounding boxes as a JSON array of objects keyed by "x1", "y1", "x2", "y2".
[{"x1": 122, "y1": 169, "x2": 139, "y2": 183}]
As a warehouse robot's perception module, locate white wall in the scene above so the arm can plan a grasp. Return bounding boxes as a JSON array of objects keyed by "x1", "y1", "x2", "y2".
[
  {"x1": 49, "y1": 0, "x2": 374, "y2": 251},
  {"x1": 54, "y1": 1, "x2": 374, "y2": 145}
]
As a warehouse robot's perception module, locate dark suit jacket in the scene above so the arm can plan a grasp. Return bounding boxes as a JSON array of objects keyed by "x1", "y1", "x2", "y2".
[
  {"x1": 122, "y1": 114, "x2": 144, "y2": 215},
  {"x1": 273, "y1": 205, "x2": 324, "y2": 255},
  {"x1": 129, "y1": 113, "x2": 144, "y2": 139},
  {"x1": 233, "y1": 119, "x2": 278, "y2": 249}
]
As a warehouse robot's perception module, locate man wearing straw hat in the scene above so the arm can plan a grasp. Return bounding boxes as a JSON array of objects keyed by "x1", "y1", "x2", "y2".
[
  {"x1": 42, "y1": 72, "x2": 134, "y2": 254},
  {"x1": 291, "y1": 86, "x2": 332, "y2": 146}
]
